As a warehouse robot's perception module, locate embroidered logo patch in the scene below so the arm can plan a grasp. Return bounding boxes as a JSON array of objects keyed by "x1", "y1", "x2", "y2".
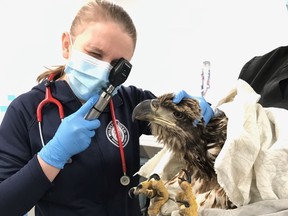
[{"x1": 106, "y1": 120, "x2": 129, "y2": 148}]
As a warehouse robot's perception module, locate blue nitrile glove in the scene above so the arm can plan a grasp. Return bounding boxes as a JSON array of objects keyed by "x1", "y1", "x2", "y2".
[
  {"x1": 173, "y1": 90, "x2": 214, "y2": 125},
  {"x1": 38, "y1": 95, "x2": 101, "y2": 169}
]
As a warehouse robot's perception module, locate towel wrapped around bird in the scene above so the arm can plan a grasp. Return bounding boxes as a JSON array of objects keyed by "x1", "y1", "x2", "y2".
[{"x1": 129, "y1": 79, "x2": 288, "y2": 216}]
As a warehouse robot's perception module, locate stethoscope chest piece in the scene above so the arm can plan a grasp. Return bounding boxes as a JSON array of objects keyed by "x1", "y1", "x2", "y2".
[{"x1": 120, "y1": 175, "x2": 130, "y2": 186}]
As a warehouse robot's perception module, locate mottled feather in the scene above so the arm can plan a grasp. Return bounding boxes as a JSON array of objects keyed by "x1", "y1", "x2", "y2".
[{"x1": 132, "y1": 93, "x2": 235, "y2": 209}]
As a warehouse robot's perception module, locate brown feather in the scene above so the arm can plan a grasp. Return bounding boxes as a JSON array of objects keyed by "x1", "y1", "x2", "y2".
[{"x1": 132, "y1": 93, "x2": 235, "y2": 209}]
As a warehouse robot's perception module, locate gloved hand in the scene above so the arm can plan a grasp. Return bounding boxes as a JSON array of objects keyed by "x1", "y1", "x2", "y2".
[
  {"x1": 173, "y1": 90, "x2": 214, "y2": 125},
  {"x1": 38, "y1": 95, "x2": 101, "y2": 169}
]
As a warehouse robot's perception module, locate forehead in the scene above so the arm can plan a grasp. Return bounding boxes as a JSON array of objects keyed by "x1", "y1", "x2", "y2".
[{"x1": 73, "y1": 21, "x2": 135, "y2": 61}]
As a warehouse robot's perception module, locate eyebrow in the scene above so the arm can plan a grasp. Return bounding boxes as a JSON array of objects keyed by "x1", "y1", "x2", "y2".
[
  {"x1": 86, "y1": 43, "x2": 105, "y2": 54},
  {"x1": 90, "y1": 47, "x2": 104, "y2": 54}
]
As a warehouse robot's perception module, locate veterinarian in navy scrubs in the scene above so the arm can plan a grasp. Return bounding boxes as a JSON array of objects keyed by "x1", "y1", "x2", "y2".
[{"x1": 0, "y1": 1, "x2": 213, "y2": 215}]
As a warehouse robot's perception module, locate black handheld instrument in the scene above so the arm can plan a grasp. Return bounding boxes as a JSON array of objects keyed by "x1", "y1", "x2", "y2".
[{"x1": 85, "y1": 58, "x2": 132, "y2": 120}]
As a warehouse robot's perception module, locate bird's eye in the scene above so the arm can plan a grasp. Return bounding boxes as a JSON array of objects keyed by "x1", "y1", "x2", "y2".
[{"x1": 173, "y1": 111, "x2": 184, "y2": 119}]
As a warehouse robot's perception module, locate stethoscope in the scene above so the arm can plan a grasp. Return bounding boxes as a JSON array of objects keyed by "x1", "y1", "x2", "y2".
[
  {"x1": 36, "y1": 73, "x2": 64, "y2": 146},
  {"x1": 36, "y1": 73, "x2": 130, "y2": 186}
]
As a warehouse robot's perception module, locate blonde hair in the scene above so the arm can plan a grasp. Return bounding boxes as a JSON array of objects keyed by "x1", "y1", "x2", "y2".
[{"x1": 37, "y1": 0, "x2": 137, "y2": 83}]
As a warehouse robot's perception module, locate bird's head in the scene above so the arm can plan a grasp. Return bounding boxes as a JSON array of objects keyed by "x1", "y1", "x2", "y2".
[
  {"x1": 132, "y1": 93, "x2": 203, "y2": 151},
  {"x1": 132, "y1": 93, "x2": 228, "y2": 178}
]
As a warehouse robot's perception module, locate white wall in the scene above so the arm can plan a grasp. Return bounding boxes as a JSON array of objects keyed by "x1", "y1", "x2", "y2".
[
  {"x1": 1, "y1": 0, "x2": 288, "y2": 122},
  {"x1": 122, "y1": 0, "x2": 288, "y2": 103}
]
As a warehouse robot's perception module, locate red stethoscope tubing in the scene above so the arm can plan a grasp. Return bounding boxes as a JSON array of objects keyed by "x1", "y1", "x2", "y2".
[
  {"x1": 37, "y1": 73, "x2": 64, "y2": 122},
  {"x1": 109, "y1": 100, "x2": 127, "y2": 175},
  {"x1": 36, "y1": 74, "x2": 127, "y2": 178},
  {"x1": 37, "y1": 73, "x2": 64, "y2": 146}
]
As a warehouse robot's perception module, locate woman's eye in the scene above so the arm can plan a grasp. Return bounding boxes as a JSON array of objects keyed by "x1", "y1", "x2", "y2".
[
  {"x1": 89, "y1": 52, "x2": 102, "y2": 59},
  {"x1": 173, "y1": 111, "x2": 184, "y2": 119}
]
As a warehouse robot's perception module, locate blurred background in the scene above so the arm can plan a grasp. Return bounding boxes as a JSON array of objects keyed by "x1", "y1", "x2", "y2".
[{"x1": 1, "y1": 0, "x2": 288, "y2": 122}]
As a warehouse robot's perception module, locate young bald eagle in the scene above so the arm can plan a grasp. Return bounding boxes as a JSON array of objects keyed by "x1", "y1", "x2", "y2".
[{"x1": 132, "y1": 93, "x2": 234, "y2": 209}]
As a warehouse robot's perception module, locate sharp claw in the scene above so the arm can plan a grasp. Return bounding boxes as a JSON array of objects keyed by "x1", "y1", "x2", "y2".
[
  {"x1": 181, "y1": 169, "x2": 191, "y2": 183},
  {"x1": 128, "y1": 187, "x2": 136, "y2": 199},
  {"x1": 177, "y1": 200, "x2": 190, "y2": 208},
  {"x1": 148, "y1": 173, "x2": 160, "y2": 181}
]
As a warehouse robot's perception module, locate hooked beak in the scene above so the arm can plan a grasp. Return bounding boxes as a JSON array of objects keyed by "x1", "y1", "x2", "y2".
[
  {"x1": 132, "y1": 99, "x2": 177, "y2": 128},
  {"x1": 132, "y1": 99, "x2": 159, "y2": 122}
]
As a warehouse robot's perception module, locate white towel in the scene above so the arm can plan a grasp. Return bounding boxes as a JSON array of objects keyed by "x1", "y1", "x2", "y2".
[
  {"x1": 136, "y1": 146, "x2": 186, "y2": 181},
  {"x1": 136, "y1": 79, "x2": 288, "y2": 209},
  {"x1": 215, "y1": 79, "x2": 288, "y2": 206}
]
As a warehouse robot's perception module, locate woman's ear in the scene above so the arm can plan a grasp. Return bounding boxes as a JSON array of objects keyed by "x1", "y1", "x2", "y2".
[{"x1": 62, "y1": 32, "x2": 71, "y2": 59}]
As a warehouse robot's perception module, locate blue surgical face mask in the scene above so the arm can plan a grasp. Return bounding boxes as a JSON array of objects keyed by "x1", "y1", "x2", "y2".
[{"x1": 64, "y1": 48, "x2": 114, "y2": 101}]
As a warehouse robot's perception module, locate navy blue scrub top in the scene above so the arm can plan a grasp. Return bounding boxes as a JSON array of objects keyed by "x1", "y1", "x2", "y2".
[{"x1": 0, "y1": 80, "x2": 155, "y2": 216}]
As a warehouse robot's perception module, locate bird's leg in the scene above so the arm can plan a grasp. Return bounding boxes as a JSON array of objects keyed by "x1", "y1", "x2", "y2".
[
  {"x1": 146, "y1": 174, "x2": 169, "y2": 216},
  {"x1": 128, "y1": 173, "x2": 169, "y2": 216},
  {"x1": 175, "y1": 169, "x2": 198, "y2": 216}
]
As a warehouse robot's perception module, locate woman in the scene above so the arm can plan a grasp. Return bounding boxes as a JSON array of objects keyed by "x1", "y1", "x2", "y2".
[{"x1": 0, "y1": 1, "x2": 213, "y2": 215}]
